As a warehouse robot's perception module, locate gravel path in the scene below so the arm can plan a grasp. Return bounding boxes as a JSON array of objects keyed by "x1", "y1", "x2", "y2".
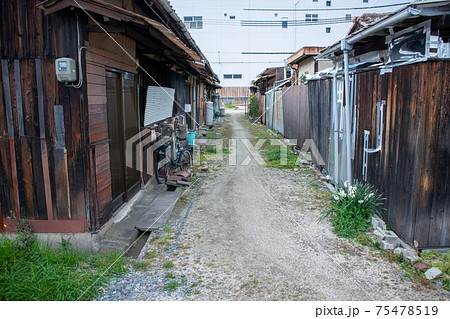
[{"x1": 97, "y1": 110, "x2": 450, "y2": 301}]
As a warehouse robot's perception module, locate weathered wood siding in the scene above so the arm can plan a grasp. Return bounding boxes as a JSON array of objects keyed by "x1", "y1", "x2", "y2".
[
  {"x1": 308, "y1": 80, "x2": 331, "y2": 170},
  {"x1": 354, "y1": 61, "x2": 450, "y2": 248},
  {"x1": 0, "y1": 1, "x2": 88, "y2": 232},
  {"x1": 282, "y1": 85, "x2": 310, "y2": 147}
]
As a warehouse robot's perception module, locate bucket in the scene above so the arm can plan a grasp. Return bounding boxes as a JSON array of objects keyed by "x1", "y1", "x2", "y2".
[
  {"x1": 188, "y1": 131, "x2": 196, "y2": 146},
  {"x1": 220, "y1": 107, "x2": 225, "y2": 116}
]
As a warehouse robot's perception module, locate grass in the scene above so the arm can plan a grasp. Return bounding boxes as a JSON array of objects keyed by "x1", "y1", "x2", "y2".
[
  {"x1": 421, "y1": 251, "x2": 450, "y2": 291},
  {"x1": 241, "y1": 115, "x2": 299, "y2": 169},
  {"x1": 0, "y1": 236, "x2": 127, "y2": 301},
  {"x1": 143, "y1": 248, "x2": 158, "y2": 259},
  {"x1": 164, "y1": 280, "x2": 182, "y2": 291},
  {"x1": 165, "y1": 272, "x2": 176, "y2": 279},
  {"x1": 133, "y1": 260, "x2": 151, "y2": 271},
  {"x1": 163, "y1": 260, "x2": 175, "y2": 269},
  {"x1": 224, "y1": 103, "x2": 238, "y2": 109},
  {"x1": 355, "y1": 233, "x2": 450, "y2": 292}
]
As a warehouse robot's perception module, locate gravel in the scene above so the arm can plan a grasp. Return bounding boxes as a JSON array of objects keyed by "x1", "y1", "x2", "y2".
[{"x1": 97, "y1": 110, "x2": 450, "y2": 301}]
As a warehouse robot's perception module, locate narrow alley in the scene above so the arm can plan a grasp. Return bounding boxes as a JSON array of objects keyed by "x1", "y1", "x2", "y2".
[{"x1": 97, "y1": 110, "x2": 449, "y2": 301}]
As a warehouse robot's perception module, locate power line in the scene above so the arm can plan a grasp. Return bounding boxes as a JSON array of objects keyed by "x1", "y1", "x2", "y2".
[{"x1": 243, "y1": 2, "x2": 409, "y2": 12}]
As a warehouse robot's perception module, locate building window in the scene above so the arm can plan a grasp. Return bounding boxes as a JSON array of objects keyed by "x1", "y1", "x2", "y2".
[
  {"x1": 306, "y1": 14, "x2": 318, "y2": 22},
  {"x1": 274, "y1": 13, "x2": 278, "y2": 17},
  {"x1": 224, "y1": 74, "x2": 242, "y2": 79},
  {"x1": 282, "y1": 20, "x2": 288, "y2": 28},
  {"x1": 363, "y1": 0, "x2": 369, "y2": 3},
  {"x1": 224, "y1": 13, "x2": 227, "y2": 17},
  {"x1": 326, "y1": 1, "x2": 331, "y2": 6},
  {"x1": 345, "y1": 14, "x2": 352, "y2": 21},
  {"x1": 313, "y1": 0, "x2": 318, "y2": 2},
  {"x1": 326, "y1": 27, "x2": 331, "y2": 33},
  {"x1": 230, "y1": 15, "x2": 236, "y2": 19},
  {"x1": 184, "y1": 16, "x2": 203, "y2": 29}
]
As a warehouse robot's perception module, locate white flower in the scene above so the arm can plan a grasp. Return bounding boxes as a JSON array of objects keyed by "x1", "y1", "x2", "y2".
[
  {"x1": 344, "y1": 181, "x2": 349, "y2": 188},
  {"x1": 368, "y1": 193, "x2": 374, "y2": 198},
  {"x1": 358, "y1": 200, "x2": 364, "y2": 204},
  {"x1": 339, "y1": 190, "x2": 345, "y2": 197},
  {"x1": 333, "y1": 195, "x2": 339, "y2": 201}
]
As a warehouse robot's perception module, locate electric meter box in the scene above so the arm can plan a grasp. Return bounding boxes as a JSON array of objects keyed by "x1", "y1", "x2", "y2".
[{"x1": 55, "y1": 58, "x2": 77, "y2": 82}]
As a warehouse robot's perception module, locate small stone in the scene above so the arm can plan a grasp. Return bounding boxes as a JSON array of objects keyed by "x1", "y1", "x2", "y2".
[
  {"x1": 393, "y1": 247, "x2": 404, "y2": 255},
  {"x1": 201, "y1": 166, "x2": 209, "y2": 172},
  {"x1": 201, "y1": 161, "x2": 207, "y2": 166},
  {"x1": 424, "y1": 267, "x2": 443, "y2": 280},
  {"x1": 300, "y1": 159, "x2": 309, "y2": 166},
  {"x1": 294, "y1": 168, "x2": 299, "y2": 172},
  {"x1": 436, "y1": 281, "x2": 443, "y2": 288}
]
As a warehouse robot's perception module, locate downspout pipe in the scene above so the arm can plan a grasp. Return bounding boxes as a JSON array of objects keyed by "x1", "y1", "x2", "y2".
[
  {"x1": 332, "y1": 66, "x2": 339, "y2": 183},
  {"x1": 342, "y1": 39, "x2": 353, "y2": 185}
]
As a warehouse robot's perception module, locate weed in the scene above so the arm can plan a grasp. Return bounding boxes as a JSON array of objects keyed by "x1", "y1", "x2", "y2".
[
  {"x1": 165, "y1": 226, "x2": 174, "y2": 232},
  {"x1": 0, "y1": 236, "x2": 127, "y2": 300},
  {"x1": 164, "y1": 281, "x2": 181, "y2": 291},
  {"x1": 165, "y1": 273, "x2": 176, "y2": 279},
  {"x1": 206, "y1": 263, "x2": 214, "y2": 267},
  {"x1": 191, "y1": 282, "x2": 198, "y2": 288},
  {"x1": 320, "y1": 181, "x2": 384, "y2": 239},
  {"x1": 355, "y1": 234, "x2": 375, "y2": 247},
  {"x1": 144, "y1": 248, "x2": 157, "y2": 259},
  {"x1": 163, "y1": 235, "x2": 175, "y2": 240},
  {"x1": 163, "y1": 260, "x2": 175, "y2": 269},
  {"x1": 9, "y1": 217, "x2": 37, "y2": 252},
  {"x1": 193, "y1": 290, "x2": 201, "y2": 295},
  {"x1": 133, "y1": 260, "x2": 151, "y2": 271}
]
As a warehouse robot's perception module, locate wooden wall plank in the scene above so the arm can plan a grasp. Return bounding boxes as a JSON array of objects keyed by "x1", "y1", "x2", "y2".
[
  {"x1": 36, "y1": 58, "x2": 54, "y2": 220},
  {"x1": 1, "y1": 60, "x2": 20, "y2": 217},
  {"x1": 13, "y1": 59, "x2": 24, "y2": 136}
]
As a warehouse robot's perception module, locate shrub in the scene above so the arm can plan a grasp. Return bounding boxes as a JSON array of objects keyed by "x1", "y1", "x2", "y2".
[
  {"x1": 249, "y1": 94, "x2": 260, "y2": 118},
  {"x1": 320, "y1": 181, "x2": 384, "y2": 238}
]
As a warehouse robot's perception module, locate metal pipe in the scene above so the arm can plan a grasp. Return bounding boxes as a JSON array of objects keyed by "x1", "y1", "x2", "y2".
[
  {"x1": 342, "y1": 39, "x2": 352, "y2": 184},
  {"x1": 319, "y1": 7, "x2": 421, "y2": 59},
  {"x1": 332, "y1": 66, "x2": 339, "y2": 183}
]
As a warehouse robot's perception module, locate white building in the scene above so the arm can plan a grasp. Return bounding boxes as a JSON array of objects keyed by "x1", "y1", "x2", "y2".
[{"x1": 169, "y1": 0, "x2": 410, "y2": 86}]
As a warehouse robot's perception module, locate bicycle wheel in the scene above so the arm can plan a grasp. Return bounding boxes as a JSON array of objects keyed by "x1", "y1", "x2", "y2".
[
  {"x1": 179, "y1": 150, "x2": 192, "y2": 171},
  {"x1": 155, "y1": 159, "x2": 170, "y2": 184}
]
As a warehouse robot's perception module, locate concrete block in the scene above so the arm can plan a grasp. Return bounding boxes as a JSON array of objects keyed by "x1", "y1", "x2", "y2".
[
  {"x1": 373, "y1": 229, "x2": 385, "y2": 243},
  {"x1": 402, "y1": 249, "x2": 419, "y2": 265},
  {"x1": 424, "y1": 267, "x2": 443, "y2": 280},
  {"x1": 393, "y1": 247, "x2": 404, "y2": 255},
  {"x1": 381, "y1": 240, "x2": 395, "y2": 251}
]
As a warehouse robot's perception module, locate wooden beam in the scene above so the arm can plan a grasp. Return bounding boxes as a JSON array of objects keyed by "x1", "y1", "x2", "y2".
[
  {"x1": 3, "y1": 218, "x2": 86, "y2": 233},
  {"x1": 1, "y1": 60, "x2": 20, "y2": 218},
  {"x1": 35, "y1": 58, "x2": 54, "y2": 220},
  {"x1": 85, "y1": 25, "x2": 126, "y2": 33}
]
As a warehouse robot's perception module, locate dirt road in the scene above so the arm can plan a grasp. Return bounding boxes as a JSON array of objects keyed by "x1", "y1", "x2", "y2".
[{"x1": 98, "y1": 110, "x2": 449, "y2": 301}]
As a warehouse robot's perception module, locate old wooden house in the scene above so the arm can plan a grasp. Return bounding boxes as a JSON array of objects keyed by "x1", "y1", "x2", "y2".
[
  {"x1": 0, "y1": 0, "x2": 219, "y2": 234},
  {"x1": 282, "y1": 1, "x2": 450, "y2": 248}
]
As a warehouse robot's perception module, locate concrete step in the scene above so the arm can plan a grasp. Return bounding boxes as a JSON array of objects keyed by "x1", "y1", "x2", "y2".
[
  {"x1": 97, "y1": 183, "x2": 167, "y2": 253},
  {"x1": 135, "y1": 187, "x2": 181, "y2": 232}
]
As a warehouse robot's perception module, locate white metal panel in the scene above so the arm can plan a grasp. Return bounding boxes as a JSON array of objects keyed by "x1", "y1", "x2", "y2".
[{"x1": 144, "y1": 86, "x2": 175, "y2": 126}]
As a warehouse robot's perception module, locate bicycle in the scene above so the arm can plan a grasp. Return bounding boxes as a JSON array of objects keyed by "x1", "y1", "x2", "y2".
[{"x1": 154, "y1": 117, "x2": 192, "y2": 184}]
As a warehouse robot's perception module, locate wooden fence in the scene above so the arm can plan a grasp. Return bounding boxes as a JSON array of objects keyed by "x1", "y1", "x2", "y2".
[{"x1": 281, "y1": 61, "x2": 449, "y2": 248}]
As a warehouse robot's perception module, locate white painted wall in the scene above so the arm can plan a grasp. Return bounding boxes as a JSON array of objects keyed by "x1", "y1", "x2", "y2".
[{"x1": 169, "y1": 0, "x2": 408, "y2": 86}]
